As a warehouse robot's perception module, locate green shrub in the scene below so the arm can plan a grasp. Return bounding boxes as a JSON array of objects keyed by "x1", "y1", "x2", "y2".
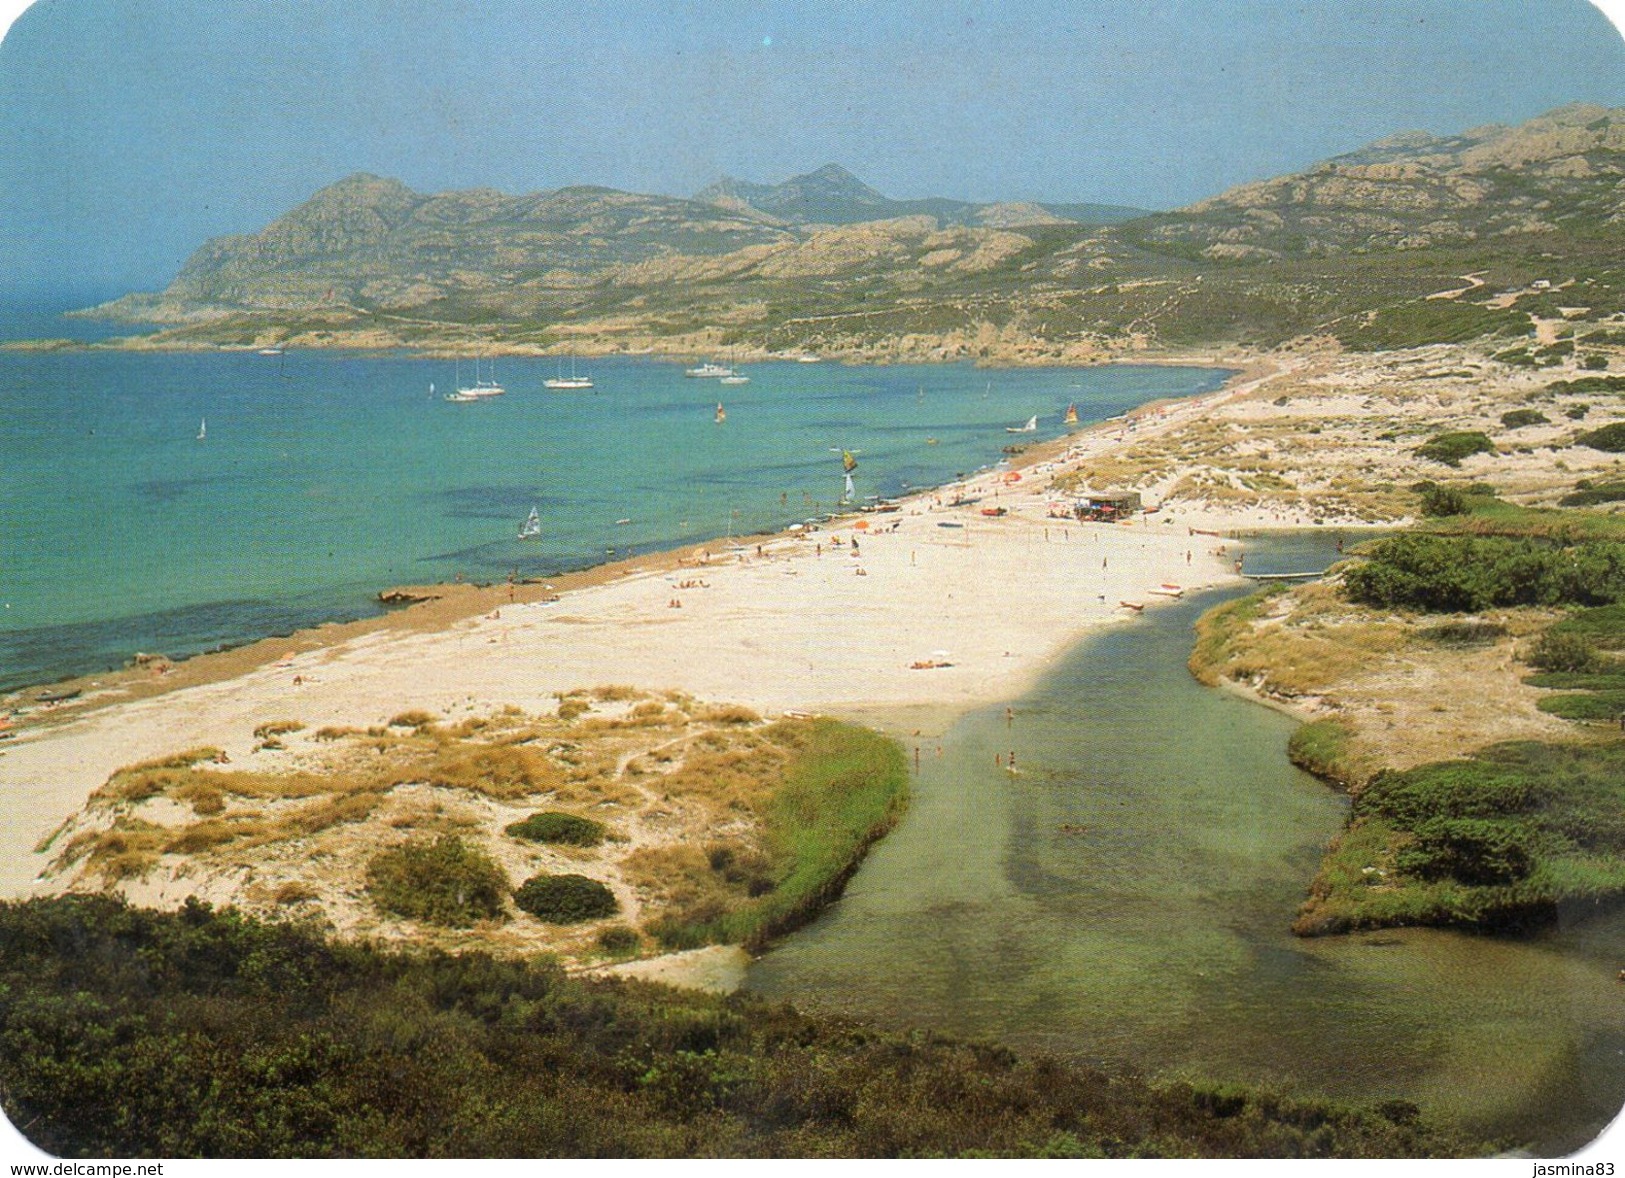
[
  {"x1": 1565, "y1": 404, "x2": 1591, "y2": 420},
  {"x1": 1581, "y1": 354, "x2": 1610, "y2": 371},
  {"x1": 1500, "y1": 409, "x2": 1549, "y2": 429},
  {"x1": 1535, "y1": 691, "x2": 1625, "y2": 722},
  {"x1": 597, "y1": 925, "x2": 641, "y2": 953},
  {"x1": 1394, "y1": 817, "x2": 1533, "y2": 885},
  {"x1": 1547, "y1": 374, "x2": 1625, "y2": 394},
  {"x1": 1576, "y1": 423, "x2": 1625, "y2": 453},
  {"x1": 1548, "y1": 603, "x2": 1625, "y2": 650},
  {"x1": 1558, "y1": 481, "x2": 1625, "y2": 507},
  {"x1": 1415, "y1": 431, "x2": 1494, "y2": 466},
  {"x1": 514, "y1": 873, "x2": 618, "y2": 923},
  {"x1": 1418, "y1": 484, "x2": 1469, "y2": 516},
  {"x1": 1286, "y1": 719, "x2": 1353, "y2": 782},
  {"x1": 1342, "y1": 534, "x2": 1625, "y2": 613},
  {"x1": 505, "y1": 811, "x2": 606, "y2": 846},
  {"x1": 366, "y1": 835, "x2": 509, "y2": 926},
  {"x1": 1528, "y1": 629, "x2": 1603, "y2": 674}
]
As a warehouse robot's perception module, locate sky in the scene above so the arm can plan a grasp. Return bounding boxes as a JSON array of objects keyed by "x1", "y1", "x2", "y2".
[{"x1": 0, "y1": 0, "x2": 1622, "y2": 306}]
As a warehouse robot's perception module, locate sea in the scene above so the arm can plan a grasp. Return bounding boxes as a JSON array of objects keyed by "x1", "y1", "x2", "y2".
[{"x1": 0, "y1": 323, "x2": 1230, "y2": 691}]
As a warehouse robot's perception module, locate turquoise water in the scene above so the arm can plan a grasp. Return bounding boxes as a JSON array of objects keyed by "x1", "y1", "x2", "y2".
[
  {"x1": 0, "y1": 349, "x2": 1228, "y2": 689},
  {"x1": 746, "y1": 571, "x2": 1625, "y2": 1153}
]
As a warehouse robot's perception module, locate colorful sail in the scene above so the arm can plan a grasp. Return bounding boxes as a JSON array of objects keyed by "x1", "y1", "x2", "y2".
[
  {"x1": 715, "y1": 402, "x2": 726, "y2": 423},
  {"x1": 842, "y1": 449, "x2": 857, "y2": 474},
  {"x1": 1064, "y1": 402, "x2": 1079, "y2": 425}
]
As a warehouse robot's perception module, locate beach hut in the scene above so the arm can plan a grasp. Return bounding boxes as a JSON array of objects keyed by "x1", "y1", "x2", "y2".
[{"x1": 1076, "y1": 491, "x2": 1142, "y2": 522}]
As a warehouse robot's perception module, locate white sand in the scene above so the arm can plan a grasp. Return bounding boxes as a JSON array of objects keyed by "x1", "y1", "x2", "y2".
[{"x1": 0, "y1": 379, "x2": 1263, "y2": 899}]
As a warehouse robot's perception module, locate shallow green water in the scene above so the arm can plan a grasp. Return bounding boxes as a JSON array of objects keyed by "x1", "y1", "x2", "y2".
[{"x1": 746, "y1": 583, "x2": 1625, "y2": 1153}]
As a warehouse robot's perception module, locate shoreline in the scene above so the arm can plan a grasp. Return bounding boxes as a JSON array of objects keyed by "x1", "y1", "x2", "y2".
[
  {"x1": 0, "y1": 356, "x2": 1293, "y2": 908},
  {"x1": 0, "y1": 353, "x2": 1258, "y2": 720}
]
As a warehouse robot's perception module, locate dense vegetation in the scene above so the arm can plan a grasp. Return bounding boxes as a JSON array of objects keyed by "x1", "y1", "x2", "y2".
[
  {"x1": 513, "y1": 873, "x2": 619, "y2": 923},
  {"x1": 1295, "y1": 741, "x2": 1625, "y2": 936},
  {"x1": 504, "y1": 811, "x2": 607, "y2": 846},
  {"x1": 365, "y1": 835, "x2": 509, "y2": 927},
  {"x1": 1525, "y1": 604, "x2": 1625, "y2": 722},
  {"x1": 0, "y1": 896, "x2": 1488, "y2": 1158},
  {"x1": 1342, "y1": 534, "x2": 1625, "y2": 612}
]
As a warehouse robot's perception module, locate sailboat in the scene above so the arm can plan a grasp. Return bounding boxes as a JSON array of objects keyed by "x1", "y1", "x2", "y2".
[
  {"x1": 714, "y1": 402, "x2": 727, "y2": 424},
  {"x1": 518, "y1": 506, "x2": 541, "y2": 540},
  {"x1": 447, "y1": 357, "x2": 505, "y2": 401},
  {"x1": 684, "y1": 360, "x2": 735, "y2": 378},
  {"x1": 196, "y1": 417, "x2": 206, "y2": 441},
  {"x1": 544, "y1": 358, "x2": 593, "y2": 390},
  {"x1": 1064, "y1": 403, "x2": 1079, "y2": 425},
  {"x1": 1006, "y1": 415, "x2": 1038, "y2": 434}
]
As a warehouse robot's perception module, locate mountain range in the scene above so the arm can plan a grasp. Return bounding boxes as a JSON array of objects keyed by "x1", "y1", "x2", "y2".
[{"x1": 87, "y1": 103, "x2": 1625, "y2": 361}]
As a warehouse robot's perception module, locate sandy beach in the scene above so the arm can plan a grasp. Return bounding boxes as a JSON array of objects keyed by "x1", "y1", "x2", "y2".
[{"x1": 0, "y1": 364, "x2": 1290, "y2": 902}]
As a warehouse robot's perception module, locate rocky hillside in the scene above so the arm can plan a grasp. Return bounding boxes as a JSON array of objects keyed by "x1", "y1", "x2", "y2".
[
  {"x1": 693, "y1": 163, "x2": 1144, "y2": 227},
  {"x1": 83, "y1": 104, "x2": 1625, "y2": 360},
  {"x1": 1123, "y1": 103, "x2": 1625, "y2": 262}
]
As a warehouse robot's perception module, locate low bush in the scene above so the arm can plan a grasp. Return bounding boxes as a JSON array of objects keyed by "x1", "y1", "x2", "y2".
[
  {"x1": 1417, "y1": 484, "x2": 1470, "y2": 516},
  {"x1": 1535, "y1": 691, "x2": 1625, "y2": 722},
  {"x1": 1558, "y1": 481, "x2": 1625, "y2": 507},
  {"x1": 1547, "y1": 603, "x2": 1625, "y2": 650},
  {"x1": 366, "y1": 835, "x2": 509, "y2": 926},
  {"x1": 1416, "y1": 620, "x2": 1506, "y2": 646},
  {"x1": 1576, "y1": 423, "x2": 1625, "y2": 453},
  {"x1": 1547, "y1": 374, "x2": 1625, "y2": 395},
  {"x1": 514, "y1": 873, "x2": 618, "y2": 923},
  {"x1": 1500, "y1": 409, "x2": 1549, "y2": 429},
  {"x1": 1415, "y1": 431, "x2": 1494, "y2": 466},
  {"x1": 597, "y1": 925, "x2": 641, "y2": 953},
  {"x1": 1527, "y1": 629, "x2": 1603, "y2": 674},
  {"x1": 505, "y1": 811, "x2": 606, "y2": 846}
]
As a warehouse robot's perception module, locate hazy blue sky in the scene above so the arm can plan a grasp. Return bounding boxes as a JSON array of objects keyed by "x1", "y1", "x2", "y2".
[{"x1": 0, "y1": 0, "x2": 1622, "y2": 305}]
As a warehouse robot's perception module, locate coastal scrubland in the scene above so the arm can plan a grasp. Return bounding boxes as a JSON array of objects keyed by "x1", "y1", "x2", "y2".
[
  {"x1": 0, "y1": 894, "x2": 1487, "y2": 1158},
  {"x1": 1191, "y1": 485, "x2": 1625, "y2": 936},
  {"x1": 34, "y1": 692, "x2": 906, "y2": 964}
]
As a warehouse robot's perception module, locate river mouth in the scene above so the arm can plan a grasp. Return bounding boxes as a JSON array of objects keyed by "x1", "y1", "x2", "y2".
[{"x1": 745, "y1": 540, "x2": 1625, "y2": 1154}]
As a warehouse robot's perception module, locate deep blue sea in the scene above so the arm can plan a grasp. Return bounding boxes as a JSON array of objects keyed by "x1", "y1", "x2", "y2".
[{"x1": 0, "y1": 343, "x2": 1228, "y2": 690}]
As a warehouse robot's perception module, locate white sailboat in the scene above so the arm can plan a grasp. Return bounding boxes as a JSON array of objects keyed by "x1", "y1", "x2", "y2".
[
  {"x1": 1006, "y1": 414, "x2": 1038, "y2": 434},
  {"x1": 714, "y1": 402, "x2": 727, "y2": 424},
  {"x1": 196, "y1": 417, "x2": 206, "y2": 441},
  {"x1": 544, "y1": 358, "x2": 593, "y2": 390},
  {"x1": 448, "y1": 357, "x2": 505, "y2": 400},
  {"x1": 518, "y1": 506, "x2": 541, "y2": 540}
]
